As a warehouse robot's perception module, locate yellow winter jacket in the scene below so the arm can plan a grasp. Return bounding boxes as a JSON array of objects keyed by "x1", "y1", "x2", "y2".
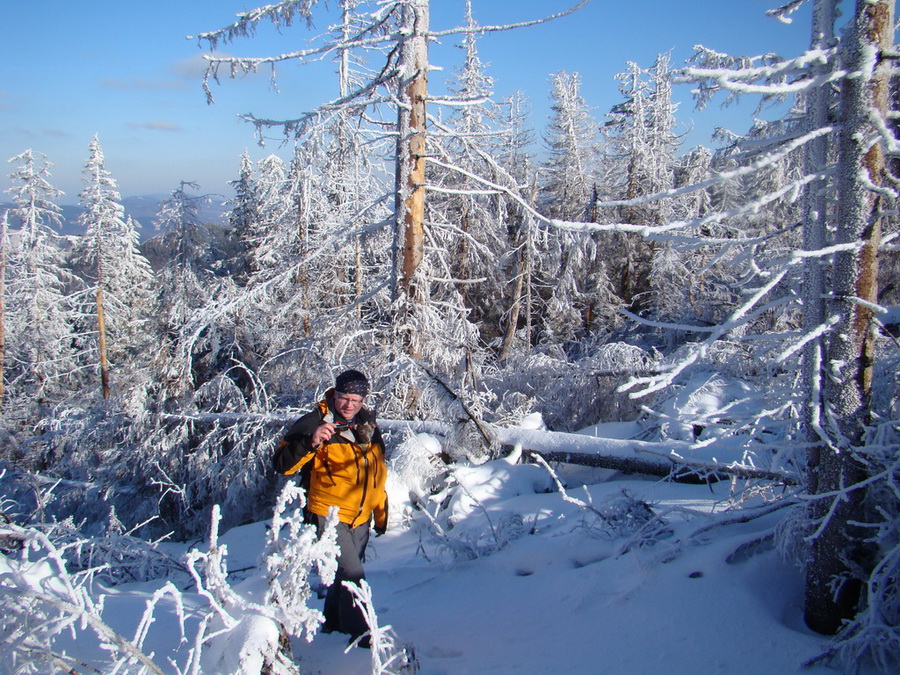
[{"x1": 274, "y1": 395, "x2": 388, "y2": 531}]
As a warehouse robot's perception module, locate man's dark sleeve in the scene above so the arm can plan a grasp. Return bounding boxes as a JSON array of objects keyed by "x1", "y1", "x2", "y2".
[{"x1": 273, "y1": 409, "x2": 322, "y2": 475}]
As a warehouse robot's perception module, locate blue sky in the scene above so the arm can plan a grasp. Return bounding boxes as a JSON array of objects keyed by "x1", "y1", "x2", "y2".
[{"x1": 1, "y1": 1, "x2": 812, "y2": 204}]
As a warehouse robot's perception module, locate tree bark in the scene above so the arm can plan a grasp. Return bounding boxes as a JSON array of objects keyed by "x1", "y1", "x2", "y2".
[
  {"x1": 801, "y1": 0, "x2": 836, "y2": 500},
  {"x1": 499, "y1": 253, "x2": 525, "y2": 361},
  {"x1": 96, "y1": 286, "x2": 110, "y2": 399},
  {"x1": 393, "y1": 0, "x2": 429, "y2": 359},
  {"x1": 804, "y1": 0, "x2": 892, "y2": 636}
]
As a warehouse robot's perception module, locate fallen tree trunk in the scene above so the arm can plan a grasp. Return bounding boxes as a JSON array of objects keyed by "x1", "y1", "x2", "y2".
[
  {"x1": 487, "y1": 425, "x2": 800, "y2": 486},
  {"x1": 529, "y1": 448, "x2": 798, "y2": 485}
]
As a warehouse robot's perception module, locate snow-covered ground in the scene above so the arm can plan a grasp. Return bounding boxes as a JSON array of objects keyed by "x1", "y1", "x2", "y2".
[
  {"x1": 3, "y1": 419, "x2": 847, "y2": 674},
  {"x1": 261, "y1": 473, "x2": 833, "y2": 674}
]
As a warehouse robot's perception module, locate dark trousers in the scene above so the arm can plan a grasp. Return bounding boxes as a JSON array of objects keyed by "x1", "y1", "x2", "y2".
[{"x1": 316, "y1": 515, "x2": 370, "y2": 639}]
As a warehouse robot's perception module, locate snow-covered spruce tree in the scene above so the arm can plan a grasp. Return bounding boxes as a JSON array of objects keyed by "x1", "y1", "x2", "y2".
[
  {"x1": 0, "y1": 211, "x2": 8, "y2": 410},
  {"x1": 646, "y1": 145, "x2": 715, "y2": 339},
  {"x1": 494, "y1": 91, "x2": 540, "y2": 361},
  {"x1": 538, "y1": 69, "x2": 621, "y2": 351},
  {"x1": 3, "y1": 151, "x2": 77, "y2": 420},
  {"x1": 601, "y1": 55, "x2": 683, "y2": 314},
  {"x1": 418, "y1": 0, "x2": 508, "y2": 392},
  {"x1": 539, "y1": 70, "x2": 599, "y2": 348},
  {"x1": 217, "y1": 116, "x2": 392, "y2": 404},
  {"x1": 196, "y1": 149, "x2": 315, "y2": 403},
  {"x1": 226, "y1": 150, "x2": 260, "y2": 286},
  {"x1": 245, "y1": 154, "x2": 292, "y2": 278},
  {"x1": 153, "y1": 181, "x2": 224, "y2": 398},
  {"x1": 542, "y1": 70, "x2": 599, "y2": 222},
  {"x1": 295, "y1": 114, "x2": 393, "y2": 376},
  {"x1": 427, "y1": 0, "x2": 498, "y2": 329},
  {"x1": 73, "y1": 135, "x2": 156, "y2": 402}
]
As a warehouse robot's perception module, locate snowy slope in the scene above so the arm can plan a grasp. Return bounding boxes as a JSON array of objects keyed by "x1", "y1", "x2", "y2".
[
  {"x1": 2, "y1": 425, "x2": 846, "y2": 674},
  {"x1": 286, "y1": 475, "x2": 832, "y2": 674}
]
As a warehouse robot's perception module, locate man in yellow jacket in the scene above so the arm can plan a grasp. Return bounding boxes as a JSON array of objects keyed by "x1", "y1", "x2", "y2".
[{"x1": 273, "y1": 369, "x2": 388, "y2": 647}]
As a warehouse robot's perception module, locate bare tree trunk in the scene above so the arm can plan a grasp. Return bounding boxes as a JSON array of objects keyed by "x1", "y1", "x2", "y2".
[
  {"x1": 804, "y1": 0, "x2": 892, "y2": 636},
  {"x1": 96, "y1": 286, "x2": 110, "y2": 399},
  {"x1": 801, "y1": 0, "x2": 836, "y2": 497},
  {"x1": 355, "y1": 234, "x2": 363, "y2": 320},
  {"x1": 524, "y1": 214, "x2": 534, "y2": 350},
  {"x1": 499, "y1": 251, "x2": 525, "y2": 361},
  {"x1": 295, "y1": 186, "x2": 311, "y2": 337},
  {"x1": 393, "y1": 0, "x2": 429, "y2": 359},
  {"x1": 801, "y1": 0, "x2": 838, "y2": 631}
]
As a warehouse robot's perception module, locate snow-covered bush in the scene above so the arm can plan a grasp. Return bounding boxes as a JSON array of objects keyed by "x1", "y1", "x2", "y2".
[
  {"x1": 387, "y1": 432, "x2": 451, "y2": 519},
  {"x1": 187, "y1": 490, "x2": 340, "y2": 675},
  {"x1": 0, "y1": 470, "x2": 343, "y2": 674},
  {"x1": 409, "y1": 446, "x2": 553, "y2": 562},
  {"x1": 2, "y1": 394, "x2": 283, "y2": 540},
  {"x1": 0, "y1": 504, "x2": 188, "y2": 674},
  {"x1": 262, "y1": 483, "x2": 338, "y2": 638},
  {"x1": 344, "y1": 580, "x2": 419, "y2": 674}
]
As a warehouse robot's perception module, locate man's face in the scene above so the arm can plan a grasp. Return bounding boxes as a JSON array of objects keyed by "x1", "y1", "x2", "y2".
[{"x1": 334, "y1": 392, "x2": 365, "y2": 420}]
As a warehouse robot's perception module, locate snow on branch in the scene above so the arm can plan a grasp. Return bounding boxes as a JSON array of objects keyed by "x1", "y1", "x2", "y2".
[
  {"x1": 222, "y1": 70, "x2": 396, "y2": 140},
  {"x1": 344, "y1": 580, "x2": 416, "y2": 673},
  {"x1": 0, "y1": 521, "x2": 177, "y2": 674},
  {"x1": 766, "y1": 0, "x2": 809, "y2": 25},
  {"x1": 428, "y1": 0, "x2": 593, "y2": 38},
  {"x1": 190, "y1": 1, "x2": 318, "y2": 48},
  {"x1": 679, "y1": 47, "x2": 842, "y2": 93},
  {"x1": 618, "y1": 267, "x2": 790, "y2": 398},
  {"x1": 773, "y1": 314, "x2": 842, "y2": 365},
  {"x1": 429, "y1": 126, "x2": 832, "y2": 241},
  {"x1": 679, "y1": 43, "x2": 842, "y2": 111}
]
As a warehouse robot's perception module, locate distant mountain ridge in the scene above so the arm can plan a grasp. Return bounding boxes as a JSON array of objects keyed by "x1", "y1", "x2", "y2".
[{"x1": 1, "y1": 194, "x2": 229, "y2": 241}]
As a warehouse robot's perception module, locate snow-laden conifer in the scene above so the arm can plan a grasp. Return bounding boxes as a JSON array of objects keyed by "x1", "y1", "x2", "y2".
[
  {"x1": 3, "y1": 150, "x2": 77, "y2": 410},
  {"x1": 154, "y1": 181, "x2": 222, "y2": 396},
  {"x1": 74, "y1": 135, "x2": 156, "y2": 401}
]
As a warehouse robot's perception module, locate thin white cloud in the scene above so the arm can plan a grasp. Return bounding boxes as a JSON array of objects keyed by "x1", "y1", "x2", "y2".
[
  {"x1": 127, "y1": 121, "x2": 183, "y2": 132},
  {"x1": 170, "y1": 51, "x2": 269, "y2": 83},
  {"x1": 171, "y1": 52, "x2": 214, "y2": 80}
]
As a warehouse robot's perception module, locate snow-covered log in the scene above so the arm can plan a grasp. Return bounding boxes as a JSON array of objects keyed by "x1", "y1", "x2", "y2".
[{"x1": 487, "y1": 425, "x2": 800, "y2": 485}]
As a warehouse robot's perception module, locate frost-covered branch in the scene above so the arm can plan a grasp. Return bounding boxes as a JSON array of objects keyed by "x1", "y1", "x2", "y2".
[
  {"x1": 619, "y1": 267, "x2": 790, "y2": 398},
  {"x1": 428, "y1": 0, "x2": 592, "y2": 38}
]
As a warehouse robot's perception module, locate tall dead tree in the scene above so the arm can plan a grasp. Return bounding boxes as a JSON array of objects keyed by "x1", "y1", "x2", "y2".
[
  {"x1": 804, "y1": 0, "x2": 894, "y2": 635},
  {"x1": 392, "y1": 0, "x2": 429, "y2": 359}
]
